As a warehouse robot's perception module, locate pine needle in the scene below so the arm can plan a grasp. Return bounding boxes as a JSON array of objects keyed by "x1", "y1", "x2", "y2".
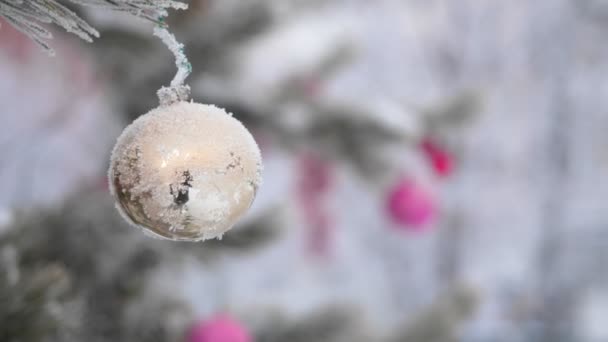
[{"x1": 0, "y1": 0, "x2": 187, "y2": 55}]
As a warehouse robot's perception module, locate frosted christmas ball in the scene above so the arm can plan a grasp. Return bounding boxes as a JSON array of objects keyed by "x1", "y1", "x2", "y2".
[{"x1": 109, "y1": 102, "x2": 262, "y2": 241}]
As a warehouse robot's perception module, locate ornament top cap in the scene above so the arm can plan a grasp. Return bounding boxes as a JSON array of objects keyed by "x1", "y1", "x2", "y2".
[{"x1": 158, "y1": 85, "x2": 191, "y2": 106}]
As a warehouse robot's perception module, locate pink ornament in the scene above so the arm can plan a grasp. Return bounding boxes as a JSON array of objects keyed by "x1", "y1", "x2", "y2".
[
  {"x1": 96, "y1": 176, "x2": 110, "y2": 193},
  {"x1": 186, "y1": 315, "x2": 252, "y2": 342},
  {"x1": 0, "y1": 18, "x2": 34, "y2": 61},
  {"x1": 296, "y1": 152, "x2": 334, "y2": 257},
  {"x1": 420, "y1": 138, "x2": 454, "y2": 178},
  {"x1": 295, "y1": 76, "x2": 323, "y2": 98},
  {"x1": 386, "y1": 179, "x2": 436, "y2": 230}
]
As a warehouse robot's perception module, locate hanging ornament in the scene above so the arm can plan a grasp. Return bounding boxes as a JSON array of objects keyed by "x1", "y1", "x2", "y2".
[
  {"x1": 386, "y1": 178, "x2": 436, "y2": 230},
  {"x1": 186, "y1": 315, "x2": 252, "y2": 342},
  {"x1": 420, "y1": 138, "x2": 454, "y2": 178},
  {"x1": 109, "y1": 25, "x2": 262, "y2": 242}
]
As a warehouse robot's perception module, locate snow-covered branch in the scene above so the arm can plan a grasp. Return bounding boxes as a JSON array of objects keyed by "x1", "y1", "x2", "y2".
[{"x1": 0, "y1": 0, "x2": 187, "y2": 55}]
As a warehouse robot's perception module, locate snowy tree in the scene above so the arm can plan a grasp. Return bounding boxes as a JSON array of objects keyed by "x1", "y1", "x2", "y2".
[{"x1": 2, "y1": 1, "x2": 608, "y2": 341}]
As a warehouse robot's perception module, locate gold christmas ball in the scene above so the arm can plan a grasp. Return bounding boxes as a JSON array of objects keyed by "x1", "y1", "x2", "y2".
[{"x1": 109, "y1": 102, "x2": 262, "y2": 241}]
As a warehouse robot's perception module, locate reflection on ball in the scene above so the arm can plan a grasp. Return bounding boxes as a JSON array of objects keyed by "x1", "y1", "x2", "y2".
[{"x1": 109, "y1": 102, "x2": 262, "y2": 241}]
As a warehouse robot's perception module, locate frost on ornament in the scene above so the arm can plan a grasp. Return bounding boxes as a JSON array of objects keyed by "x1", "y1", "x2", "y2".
[{"x1": 109, "y1": 102, "x2": 263, "y2": 241}]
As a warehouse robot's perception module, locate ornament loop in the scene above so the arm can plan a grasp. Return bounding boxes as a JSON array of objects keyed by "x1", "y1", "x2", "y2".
[{"x1": 153, "y1": 24, "x2": 192, "y2": 105}]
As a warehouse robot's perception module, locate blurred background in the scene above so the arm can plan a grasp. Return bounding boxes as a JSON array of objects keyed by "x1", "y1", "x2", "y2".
[{"x1": 2, "y1": 0, "x2": 608, "y2": 341}]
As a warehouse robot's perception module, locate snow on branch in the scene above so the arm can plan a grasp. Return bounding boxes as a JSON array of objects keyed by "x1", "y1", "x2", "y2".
[{"x1": 0, "y1": 0, "x2": 188, "y2": 55}]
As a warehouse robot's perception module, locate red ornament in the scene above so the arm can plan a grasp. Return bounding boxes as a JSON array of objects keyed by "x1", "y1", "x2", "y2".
[
  {"x1": 420, "y1": 138, "x2": 454, "y2": 178},
  {"x1": 386, "y1": 179, "x2": 436, "y2": 230},
  {"x1": 186, "y1": 314, "x2": 252, "y2": 342}
]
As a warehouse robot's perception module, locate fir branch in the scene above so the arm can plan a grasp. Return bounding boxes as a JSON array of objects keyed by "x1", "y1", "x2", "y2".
[{"x1": 0, "y1": 0, "x2": 187, "y2": 55}]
